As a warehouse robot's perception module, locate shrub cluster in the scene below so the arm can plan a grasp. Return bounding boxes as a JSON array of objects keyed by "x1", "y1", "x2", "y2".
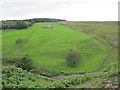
[
  {"x1": 66, "y1": 49, "x2": 82, "y2": 67},
  {"x1": 3, "y1": 54, "x2": 33, "y2": 70}
]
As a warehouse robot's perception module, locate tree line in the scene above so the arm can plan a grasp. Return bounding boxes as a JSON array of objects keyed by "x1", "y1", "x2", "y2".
[{"x1": 0, "y1": 18, "x2": 66, "y2": 30}]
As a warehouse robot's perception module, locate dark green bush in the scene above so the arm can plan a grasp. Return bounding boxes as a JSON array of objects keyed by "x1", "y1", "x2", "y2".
[
  {"x1": 15, "y1": 21, "x2": 28, "y2": 30},
  {"x1": 66, "y1": 49, "x2": 82, "y2": 67},
  {"x1": 17, "y1": 54, "x2": 34, "y2": 70},
  {"x1": 3, "y1": 54, "x2": 34, "y2": 70}
]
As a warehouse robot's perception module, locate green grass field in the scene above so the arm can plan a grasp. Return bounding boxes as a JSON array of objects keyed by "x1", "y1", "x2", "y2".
[{"x1": 2, "y1": 22, "x2": 107, "y2": 73}]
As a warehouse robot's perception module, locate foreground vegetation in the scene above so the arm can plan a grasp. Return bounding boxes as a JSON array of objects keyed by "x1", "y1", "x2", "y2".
[
  {"x1": 2, "y1": 65, "x2": 54, "y2": 88},
  {"x1": 2, "y1": 55, "x2": 118, "y2": 88},
  {"x1": 48, "y1": 59, "x2": 118, "y2": 88}
]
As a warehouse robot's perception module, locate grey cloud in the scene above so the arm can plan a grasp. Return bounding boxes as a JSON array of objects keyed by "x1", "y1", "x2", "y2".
[
  {"x1": 0, "y1": 0, "x2": 94, "y2": 19},
  {"x1": 1, "y1": 2, "x2": 63, "y2": 17},
  {"x1": 0, "y1": 0, "x2": 118, "y2": 21}
]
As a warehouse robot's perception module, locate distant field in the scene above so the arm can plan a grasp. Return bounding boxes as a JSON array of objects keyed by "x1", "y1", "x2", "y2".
[
  {"x1": 64, "y1": 22, "x2": 118, "y2": 49},
  {"x1": 2, "y1": 22, "x2": 107, "y2": 72}
]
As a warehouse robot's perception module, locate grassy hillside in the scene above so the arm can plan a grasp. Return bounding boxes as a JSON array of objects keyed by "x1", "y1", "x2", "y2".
[
  {"x1": 2, "y1": 22, "x2": 106, "y2": 72},
  {"x1": 2, "y1": 21, "x2": 118, "y2": 88}
]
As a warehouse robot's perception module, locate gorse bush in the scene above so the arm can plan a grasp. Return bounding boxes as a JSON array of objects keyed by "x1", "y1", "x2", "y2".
[{"x1": 66, "y1": 49, "x2": 82, "y2": 67}]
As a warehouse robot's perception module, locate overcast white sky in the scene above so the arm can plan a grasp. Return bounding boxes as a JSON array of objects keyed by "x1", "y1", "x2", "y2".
[{"x1": 0, "y1": 0, "x2": 119, "y2": 21}]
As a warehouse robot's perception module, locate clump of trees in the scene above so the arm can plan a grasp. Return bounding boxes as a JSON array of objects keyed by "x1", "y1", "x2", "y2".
[
  {"x1": 15, "y1": 21, "x2": 28, "y2": 29},
  {"x1": 66, "y1": 49, "x2": 82, "y2": 67},
  {"x1": 1, "y1": 20, "x2": 32, "y2": 30}
]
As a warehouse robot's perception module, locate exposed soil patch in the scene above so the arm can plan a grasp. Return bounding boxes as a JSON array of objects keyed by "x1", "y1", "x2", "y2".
[{"x1": 51, "y1": 75, "x2": 69, "y2": 80}]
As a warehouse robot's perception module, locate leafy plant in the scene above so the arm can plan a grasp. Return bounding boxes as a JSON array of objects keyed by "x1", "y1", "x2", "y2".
[{"x1": 2, "y1": 66, "x2": 42, "y2": 88}]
